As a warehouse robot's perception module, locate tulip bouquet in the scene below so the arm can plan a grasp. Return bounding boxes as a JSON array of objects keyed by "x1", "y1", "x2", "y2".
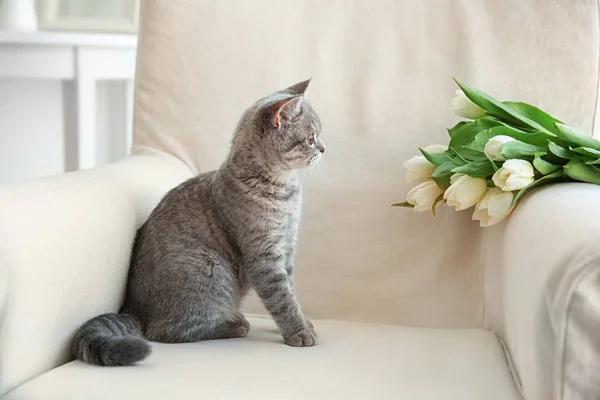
[{"x1": 395, "y1": 80, "x2": 600, "y2": 227}]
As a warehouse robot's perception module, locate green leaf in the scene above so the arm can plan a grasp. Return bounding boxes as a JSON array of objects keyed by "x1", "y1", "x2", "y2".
[
  {"x1": 454, "y1": 79, "x2": 557, "y2": 136},
  {"x1": 463, "y1": 130, "x2": 491, "y2": 152},
  {"x1": 500, "y1": 141, "x2": 546, "y2": 159},
  {"x1": 465, "y1": 125, "x2": 548, "y2": 153},
  {"x1": 448, "y1": 147, "x2": 469, "y2": 164},
  {"x1": 533, "y1": 156, "x2": 561, "y2": 175},
  {"x1": 571, "y1": 147, "x2": 600, "y2": 158},
  {"x1": 585, "y1": 158, "x2": 600, "y2": 165},
  {"x1": 503, "y1": 101, "x2": 563, "y2": 134},
  {"x1": 448, "y1": 157, "x2": 465, "y2": 167},
  {"x1": 431, "y1": 193, "x2": 444, "y2": 217},
  {"x1": 564, "y1": 157, "x2": 600, "y2": 185},
  {"x1": 482, "y1": 116, "x2": 539, "y2": 134},
  {"x1": 510, "y1": 170, "x2": 564, "y2": 208},
  {"x1": 490, "y1": 160, "x2": 499, "y2": 172},
  {"x1": 431, "y1": 160, "x2": 457, "y2": 190},
  {"x1": 392, "y1": 201, "x2": 414, "y2": 208},
  {"x1": 548, "y1": 141, "x2": 576, "y2": 160},
  {"x1": 419, "y1": 148, "x2": 451, "y2": 166},
  {"x1": 451, "y1": 158, "x2": 495, "y2": 178},
  {"x1": 448, "y1": 118, "x2": 502, "y2": 160},
  {"x1": 555, "y1": 123, "x2": 600, "y2": 151},
  {"x1": 448, "y1": 121, "x2": 468, "y2": 138}
]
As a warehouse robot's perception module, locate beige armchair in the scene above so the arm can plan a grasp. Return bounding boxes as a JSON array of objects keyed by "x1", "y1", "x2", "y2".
[{"x1": 1, "y1": 1, "x2": 599, "y2": 399}]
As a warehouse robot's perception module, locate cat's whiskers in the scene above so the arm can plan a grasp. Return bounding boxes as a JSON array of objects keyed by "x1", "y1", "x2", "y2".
[
  {"x1": 313, "y1": 157, "x2": 331, "y2": 192},
  {"x1": 300, "y1": 168, "x2": 310, "y2": 188}
]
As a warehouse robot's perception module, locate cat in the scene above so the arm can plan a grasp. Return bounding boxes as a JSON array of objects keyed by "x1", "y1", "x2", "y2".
[{"x1": 71, "y1": 79, "x2": 325, "y2": 366}]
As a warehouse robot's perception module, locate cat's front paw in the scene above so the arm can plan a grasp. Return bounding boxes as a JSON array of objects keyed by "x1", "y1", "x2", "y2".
[
  {"x1": 305, "y1": 319, "x2": 314, "y2": 329},
  {"x1": 284, "y1": 328, "x2": 317, "y2": 347}
]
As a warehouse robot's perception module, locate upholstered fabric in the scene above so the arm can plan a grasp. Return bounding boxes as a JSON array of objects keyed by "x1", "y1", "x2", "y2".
[
  {"x1": 134, "y1": 0, "x2": 599, "y2": 330},
  {"x1": 0, "y1": 153, "x2": 193, "y2": 395},
  {"x1": 3, "y1": 317, "x2": 521, "y2": 400},
  {"x1": 485, "y1": 183, "x2": 600, "y2": 400},
  {"x1": 553, "y1": 264, "x2": 600, "y2": 399},
  {"x1": 558, "y1": 263, "x2": 600, "y2": 400}
]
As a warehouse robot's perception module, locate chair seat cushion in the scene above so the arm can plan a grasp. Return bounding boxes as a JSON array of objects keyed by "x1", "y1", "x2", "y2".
[{"x1": 4, "y1": 317, "x2": 521, "y2": 400}]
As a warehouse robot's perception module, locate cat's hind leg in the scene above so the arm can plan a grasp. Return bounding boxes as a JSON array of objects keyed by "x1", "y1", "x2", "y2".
[
  {"x1": 177, "y1": 312, "x2": 250, "y2": 341},
  {"x1": 212, "y1": 312, "x2": 250, "y2": 339},
  {"x1": 145, "y1": 313, "x2": 249, "y2": 343}
]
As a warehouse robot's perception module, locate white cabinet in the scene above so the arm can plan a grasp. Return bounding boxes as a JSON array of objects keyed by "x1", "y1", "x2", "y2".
[{"x1": 0, "y1": 31, "x2": 137, "y2": 183}]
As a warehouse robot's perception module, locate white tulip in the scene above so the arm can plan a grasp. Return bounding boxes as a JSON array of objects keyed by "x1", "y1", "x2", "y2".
[
  {"x1": 404, "y1": 156, "x2": 436, "y2": 183},
  {"x1": 406, "y1": 181, "x2": 444, "y2": 212},
  {"x1": 403, "y1": 145, "x2": 446, "y2": 183},
  {"x1": 484, "y1": 135, "x2": 516, "y2": 161},
  {"x1": 492, "y1": 159, "x2": 534, "y2": 191},
  {"x1": 422, "y1": 144, "x2": 448, "y2": 154},
  {"x1": 443, "y1": 173, "x2": 488, "y2": 211},
  {"x1": 472, "y1": 188, "x2": 514, "y2": 227},
  {"x1": 452, "y1": 89, "x2": 486, "y2": 119}
]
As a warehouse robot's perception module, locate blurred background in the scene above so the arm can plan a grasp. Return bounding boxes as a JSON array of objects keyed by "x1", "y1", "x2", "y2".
[{"x1": 0, "y1": 0, "x2": 139, "y2": 184}]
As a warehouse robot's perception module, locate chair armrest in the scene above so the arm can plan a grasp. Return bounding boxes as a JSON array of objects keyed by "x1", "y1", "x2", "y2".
[
  {"x1": 488, "y1": 183, "x2": 600, "y2": 400},
  {"x1": 0, "y1": 152, "x2": 192, "y2": 395}
]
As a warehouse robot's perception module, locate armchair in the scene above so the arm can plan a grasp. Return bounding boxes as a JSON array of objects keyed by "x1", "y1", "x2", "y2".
[{"x1": 1, "y1": 1, "x2": 598, "y2": 399}]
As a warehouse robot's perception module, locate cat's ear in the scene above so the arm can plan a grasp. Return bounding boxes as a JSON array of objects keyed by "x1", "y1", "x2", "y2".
[
  {"x1": 271, "y1": 96, "x2": 303, "y2": 128},
  {"x1": 285, "y1": 78, "x2": 312, "y2": 97}
]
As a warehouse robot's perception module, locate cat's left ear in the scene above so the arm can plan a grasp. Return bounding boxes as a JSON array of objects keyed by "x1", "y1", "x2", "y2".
[
  {"x1": 271, "y1": 96, "x2": 303, "y2": 128},
  {"x1": 285, "y1": 78, "x2": 312, "y2": 97}
]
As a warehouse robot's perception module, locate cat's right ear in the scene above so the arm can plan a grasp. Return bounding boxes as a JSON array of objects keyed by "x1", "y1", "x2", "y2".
[{"x1": 270, "y1": 96, "x2": 303, "y2": 128}]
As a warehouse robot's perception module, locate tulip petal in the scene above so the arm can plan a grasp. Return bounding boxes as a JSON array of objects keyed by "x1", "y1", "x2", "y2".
[
  {"x1": 406, "y1": 181, "x2": 444, "y2": 212},
  {"x1": 487, "y1": 191, "x2": 514, "y2": 219},
  {"x1": 445, "y1": 174, "x2": 487, "y2": 211},
  {"x1": 423, "y1": 144, "x2": 448, "y2": 154},
  {"x1": 472, "y1": 208, "x2": 488, "y2": 221},
  {"x1": 404, "y1": 156, "x2": 437, "y2": 183},
  {"x1": 414, "y1": 204, "x2": 431, "y2": 212},
  {"x1": 503, "y1": 174, "x2": 532, "y2": 191},
  {"x1": 480, "y1": 216, "x2": 503, "y2": 227}
]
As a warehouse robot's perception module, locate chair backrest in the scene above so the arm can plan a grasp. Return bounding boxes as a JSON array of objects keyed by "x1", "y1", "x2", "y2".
[{"x1": 133, "y1": 0, "x2": 599, "y2": 328}]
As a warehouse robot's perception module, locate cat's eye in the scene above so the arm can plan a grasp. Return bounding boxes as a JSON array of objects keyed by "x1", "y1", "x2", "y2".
[{"x1": 307, "y1": 135, "x2": 315, "y2": 146}]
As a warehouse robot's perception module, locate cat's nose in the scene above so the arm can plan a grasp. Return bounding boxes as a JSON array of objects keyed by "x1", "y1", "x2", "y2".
[{"x1": 319, "y1": 144, "x2": 326, "y2": 154}]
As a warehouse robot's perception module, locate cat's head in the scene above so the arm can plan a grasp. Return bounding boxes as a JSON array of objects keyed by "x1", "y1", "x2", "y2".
[{"x1": 232, "y1": 79, "x2": 325, "y2": 172}]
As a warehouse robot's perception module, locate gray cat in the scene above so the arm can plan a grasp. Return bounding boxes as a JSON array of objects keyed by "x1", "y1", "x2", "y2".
[{"x1": 71, "y1": 79, "x2": 324, "y2": 366}]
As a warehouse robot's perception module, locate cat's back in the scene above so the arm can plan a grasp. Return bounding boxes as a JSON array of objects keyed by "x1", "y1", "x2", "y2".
[
  {"x1": 136, "y1": 170, "x2": 227, "y2": 251},
  {"x1": 152, "y1": 171, "x2": 215, "y2": 218}
]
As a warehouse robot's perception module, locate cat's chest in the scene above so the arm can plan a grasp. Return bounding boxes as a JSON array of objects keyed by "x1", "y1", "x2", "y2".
[
  {"x1": 228, "y1": 176, "x2": 302, "y2": 236},
  {"x1": 260, "y1": 194, "x2": 300, "y2": 228},
  {"x1": 256, "y1": 181, "x2": 301, "y2": 215},
  {"x1": 243, "y1": 188, "x2": 301, "y2": 236}
]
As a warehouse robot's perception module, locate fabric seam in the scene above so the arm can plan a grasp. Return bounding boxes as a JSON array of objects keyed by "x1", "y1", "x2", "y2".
[
  {"x1": 498, "y1": 337, "x2": 524, "y2": 397},
  {"x1": 482, "y1": 228, "x2": 489, "y2": 328},
  {"x1": 593, "y1": 0, "x2": 600, "y2": 138},
  {"x1": 553, "y1": 257, "x2": 600, "y2": 399}
]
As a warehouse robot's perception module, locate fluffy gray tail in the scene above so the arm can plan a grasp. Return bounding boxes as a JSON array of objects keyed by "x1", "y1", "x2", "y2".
[{"x1": 72, "y1": 313, "x2": 151, "y2": 366}]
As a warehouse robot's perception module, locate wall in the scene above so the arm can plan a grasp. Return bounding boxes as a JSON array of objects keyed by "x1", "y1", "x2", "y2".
[
  {"x1": 0, "y1": 80, "x2": 64, "y2": 184},
  {"x1": 0, "y1": 79, "x2": 130, "y2": 184}
]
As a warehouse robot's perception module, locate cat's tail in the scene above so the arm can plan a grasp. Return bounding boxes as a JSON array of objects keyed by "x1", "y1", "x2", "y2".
[{"x1": 72, "y1": 313, "x2": 151, "y2": 366}]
